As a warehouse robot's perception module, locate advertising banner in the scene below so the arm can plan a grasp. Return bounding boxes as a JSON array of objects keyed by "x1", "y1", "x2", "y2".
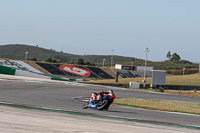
[
  {"x1": 59, "y1": 65, "x2": 91, "y2": 77},
  {"x1": 0, "y1": 60, "x2": 43, "y2": 74}
]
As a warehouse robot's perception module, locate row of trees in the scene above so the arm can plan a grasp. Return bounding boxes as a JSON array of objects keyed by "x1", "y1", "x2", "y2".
[
  {"x1": 45, "y1": 57, "x2": 95, "y2": 66},
  {"x1": 27, "y1": 51, "x2": 183, "y2": 65},
  {"x1": 27, "y1": 57, "x2": 96, "y2": 66},
  {"x1": 75, "y1": 58, "x2": 95, "y2": 66},
  {"x1": 166, "y1": 51, "x2": 181, "y2": 61},
  {"x1": 45, "y1": 57, "x2": 62, "y2": 63}
]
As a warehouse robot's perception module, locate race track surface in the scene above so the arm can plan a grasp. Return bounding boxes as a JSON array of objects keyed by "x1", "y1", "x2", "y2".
[
  {"x1": 2, "y1": 105, "x2": 199, "y2": 133},
  {"x1": 0, "y1": 77, "x2": 200, "y2": 130}
]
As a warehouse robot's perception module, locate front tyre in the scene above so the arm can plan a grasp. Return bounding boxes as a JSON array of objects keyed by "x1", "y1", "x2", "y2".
[
  {"x1": 83, "y1": 101, "x2": 89, "y2": 109},
  {"x1": 96, "y1": 100, "x2": 109, "y2": 110}
]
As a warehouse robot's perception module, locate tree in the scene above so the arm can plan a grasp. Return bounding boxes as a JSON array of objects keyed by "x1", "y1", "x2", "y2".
[
  {"x1": 166, "y1": 51, "x2": 171, "y2": 60},
  {"x1": 27, "y1": 58, "x2": 37, "y2": 61},
  {"x1": 45, "y1": 57, "x2": 52, "y2": 62},
  {"x1": 171, "y1": 53, "x2": 181, "y2": 61},
  {"x1": 56, "y1": 59, "x2": 62, "y2": 63},
  {"x1": 85, "y1": 60, "x2": 91, "y2": 65},
  {"x1": 31, "y1": 58, "x2": 37, "y2": 61},
  {"x1": 76, "y1": 58, "x2": 85, "y2": 65},
  {"x1": 67, "y1": 60, "x2": 74, "y2": 64},
  {"x1": 52, "y1": 58, "x2": 57, "y2": 63},
  {"x1": 91, "y1": 62, "x2": 96, "y2": 66}
]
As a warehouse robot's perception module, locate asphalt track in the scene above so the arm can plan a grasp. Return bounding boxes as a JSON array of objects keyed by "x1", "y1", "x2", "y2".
[{"x1": 0, "y1": 78, "x2": 200, "y2": 129}]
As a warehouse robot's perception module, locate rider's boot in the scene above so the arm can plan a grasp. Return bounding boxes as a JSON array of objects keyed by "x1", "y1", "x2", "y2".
[{"x1": 92, "y1": 100, "x2": 95, "y2": 105}]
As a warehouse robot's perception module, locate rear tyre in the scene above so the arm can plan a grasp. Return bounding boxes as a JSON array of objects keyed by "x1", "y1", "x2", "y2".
[
  {"x1": 104, "y1": 106, "x2": 109, "y2": 111},
  {"x1": 96, "y1": 100, "x2": 109, "y2": 110},
  {"x1": 83, "y1": 101, "x2": 89, "y2": 109}
]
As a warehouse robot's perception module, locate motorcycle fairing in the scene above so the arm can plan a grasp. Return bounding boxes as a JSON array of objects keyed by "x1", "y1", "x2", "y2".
[{"x1": 88, "y1": 101, "x2": 97, "y2": 108}]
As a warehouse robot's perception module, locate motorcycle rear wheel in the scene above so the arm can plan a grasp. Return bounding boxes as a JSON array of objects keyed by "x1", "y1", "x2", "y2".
[{"x1": 96, "y1": 100, "x2": 109, "y2": 110}]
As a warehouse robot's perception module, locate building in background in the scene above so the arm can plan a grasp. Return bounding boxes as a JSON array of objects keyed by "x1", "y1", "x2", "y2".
[{"x1": 115, "y1": 64, "x2": 153, "y2": 72}]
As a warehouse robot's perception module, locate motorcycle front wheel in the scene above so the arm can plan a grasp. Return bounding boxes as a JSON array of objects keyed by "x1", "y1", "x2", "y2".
[
  {"x1": 96, "y1": 100, "x2": 109, "y2": 110},
  {"x1": 83, "y1": 101, "x2": 89, "y2": 109}
]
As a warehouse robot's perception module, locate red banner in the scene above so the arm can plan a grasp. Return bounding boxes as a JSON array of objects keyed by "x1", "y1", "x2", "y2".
[{"x1": 59, "y1": 65, "x2": 91, "y2": 77}]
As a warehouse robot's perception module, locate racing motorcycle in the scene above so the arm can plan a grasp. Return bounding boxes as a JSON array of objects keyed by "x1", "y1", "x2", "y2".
[{"x1": 83, "y1": 90, "x2": 115, "y2": 110}]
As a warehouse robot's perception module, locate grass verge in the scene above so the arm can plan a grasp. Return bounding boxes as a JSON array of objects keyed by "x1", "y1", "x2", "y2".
[
  {"x1": 113, "y1": 98, "x2": 200, "y2": 115},
  {"x1": 139, "y1": 89, "x2": 200, "y2": 98},
  {"x1": 85, "y1": 74, "x2": 200, "y2": 86},
  {"x1": 165, "y1": 90, "x2": 200, "y2": 98}
]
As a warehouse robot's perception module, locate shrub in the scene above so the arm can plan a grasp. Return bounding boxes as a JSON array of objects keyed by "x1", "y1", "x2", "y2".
[
  {"x1": 158, "y1": 86, "x2": 165, "y2": 93},
  {"x1": 123, "y1": 84, "x2": 129, "y2": 88}
]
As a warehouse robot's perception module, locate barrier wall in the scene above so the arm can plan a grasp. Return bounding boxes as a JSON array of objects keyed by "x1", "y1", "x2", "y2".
[
  {"x1": 0, "y1": 60, "x2": 112, "y2": 81},
  {"x1": 112, "y1": 69, "x2": 152, "y2": 78},
  {"x1": 0, "y1": 65, "x2": 85, "y2": 82},
  {"x1": 36, "y1": 63, "x2": 114, "y2": 79},
  {"x1": 15, "y1": 70, "x2": 51, "y2": 79},
  {"x1": 0, "y1": 65, "x2": 50, "y2": 78},
  {"x1": 0, "y1": 60, "x2": 43, "y2": 74},
  {"x1": 0, "y1": 65, "x2": 16, "y2": 75}
]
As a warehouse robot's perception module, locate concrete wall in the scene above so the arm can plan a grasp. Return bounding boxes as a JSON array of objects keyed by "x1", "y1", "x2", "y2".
[
  {"x1": 0, "y1": 60, "x2": 43, "y2": 74},
  {"x1": 136, "y1": 66, "x2": 153, "y2": 72}
]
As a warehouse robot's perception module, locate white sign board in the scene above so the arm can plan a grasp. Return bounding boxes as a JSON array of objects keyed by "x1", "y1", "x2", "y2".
[
  {"x1": 129, "y1": 82, "x2": 140, "y2": 89},
  {"x1": 151, "y1": 70, "x2": 166, "y2": 86},
  {"x1": 136, "y1": 66, "x2": 154, "y2": 72}
]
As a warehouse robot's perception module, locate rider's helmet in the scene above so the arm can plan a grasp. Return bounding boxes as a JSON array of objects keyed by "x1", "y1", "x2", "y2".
[{"x1": 108, "y1": 90, "x2": 113, "y2": 94}]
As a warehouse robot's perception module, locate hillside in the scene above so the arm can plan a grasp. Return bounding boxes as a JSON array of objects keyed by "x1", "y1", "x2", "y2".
[
  {"x1": 0, "y1": 44, "x2": 199, "y2": 72},
  {"x1": 0, "y1": 44, "x2": 142, "y2": 64}
]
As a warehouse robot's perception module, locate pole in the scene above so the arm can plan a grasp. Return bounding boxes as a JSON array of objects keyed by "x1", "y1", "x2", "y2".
[
  {"x1": 116, "y1": 71, "x2": 119, "y2": 83},
  {"x1": 111, "y1": 49, "x2": 114, "y2": 68},
  {"x1": 103, "y1": 59, "x2": 105, "y2": 67},
  {"x1": 131, "y1": 61, "x2": 133, "y2": 71},
  {"x1": 199, "y1": 64, "x2": 200, "y2": 74},
  {"x1": 143, "y1": 48, "x2": 149, "y2": 88},
  {"x1": 25, "y1": 52, "x2": 28, "y2": 60},
  {"x1": 183, "y1": 68, "x2": 186, "y2": 75}
]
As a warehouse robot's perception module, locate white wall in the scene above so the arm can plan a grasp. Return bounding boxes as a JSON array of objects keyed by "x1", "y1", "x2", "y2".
[
  {"x1": 0, "y1": 60, "x2": 43, "y2": 74},
  {"x1": 115, "y1": 64, "x2": 122, "y2": 69},
  {"x1": 136, "y1": 66, "x2": 153, "y2": 72},
  {"x1": 15, "y1": 70, "x2": 51, "y2": 79}
]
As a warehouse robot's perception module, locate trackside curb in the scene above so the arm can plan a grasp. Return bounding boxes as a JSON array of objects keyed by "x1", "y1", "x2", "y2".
[{"x1": 0, "y1": 102, "x2": 200, "y2": 130}]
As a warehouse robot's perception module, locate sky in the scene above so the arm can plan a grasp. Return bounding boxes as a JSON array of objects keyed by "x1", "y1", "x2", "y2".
[{"x1": 0, "y1": 0, "x2": 200, "y2": 62}]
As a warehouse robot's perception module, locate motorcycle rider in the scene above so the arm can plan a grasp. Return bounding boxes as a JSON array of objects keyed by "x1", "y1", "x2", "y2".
[
  {"x1": 83, "y1": 90, "x2": 115, "y2": 110},
  {"x1": 90, "y1": 90, "x2": 114, "y2": 104}
]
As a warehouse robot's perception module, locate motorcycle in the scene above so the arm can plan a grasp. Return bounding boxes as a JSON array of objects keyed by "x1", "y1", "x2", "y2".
[{"x1": 83, "y1": 90, "x2": 115, "y2": 110}]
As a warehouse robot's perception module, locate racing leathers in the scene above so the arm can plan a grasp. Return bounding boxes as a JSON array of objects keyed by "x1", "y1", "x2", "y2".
[{"x1": 90, "y1": 90, "x2": 114, "y2": 104}]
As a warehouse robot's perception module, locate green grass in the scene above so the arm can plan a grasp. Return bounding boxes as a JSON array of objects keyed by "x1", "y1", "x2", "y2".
[
  {"x1": 164, "y1": 90, "x2": 200, "y2": 98},
  {"x1": 86, "y1": 73, "x2": 200, "y2": 86},
  {"x1": 113, "y1": 98, "x2": 200, "y2": 115}
]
